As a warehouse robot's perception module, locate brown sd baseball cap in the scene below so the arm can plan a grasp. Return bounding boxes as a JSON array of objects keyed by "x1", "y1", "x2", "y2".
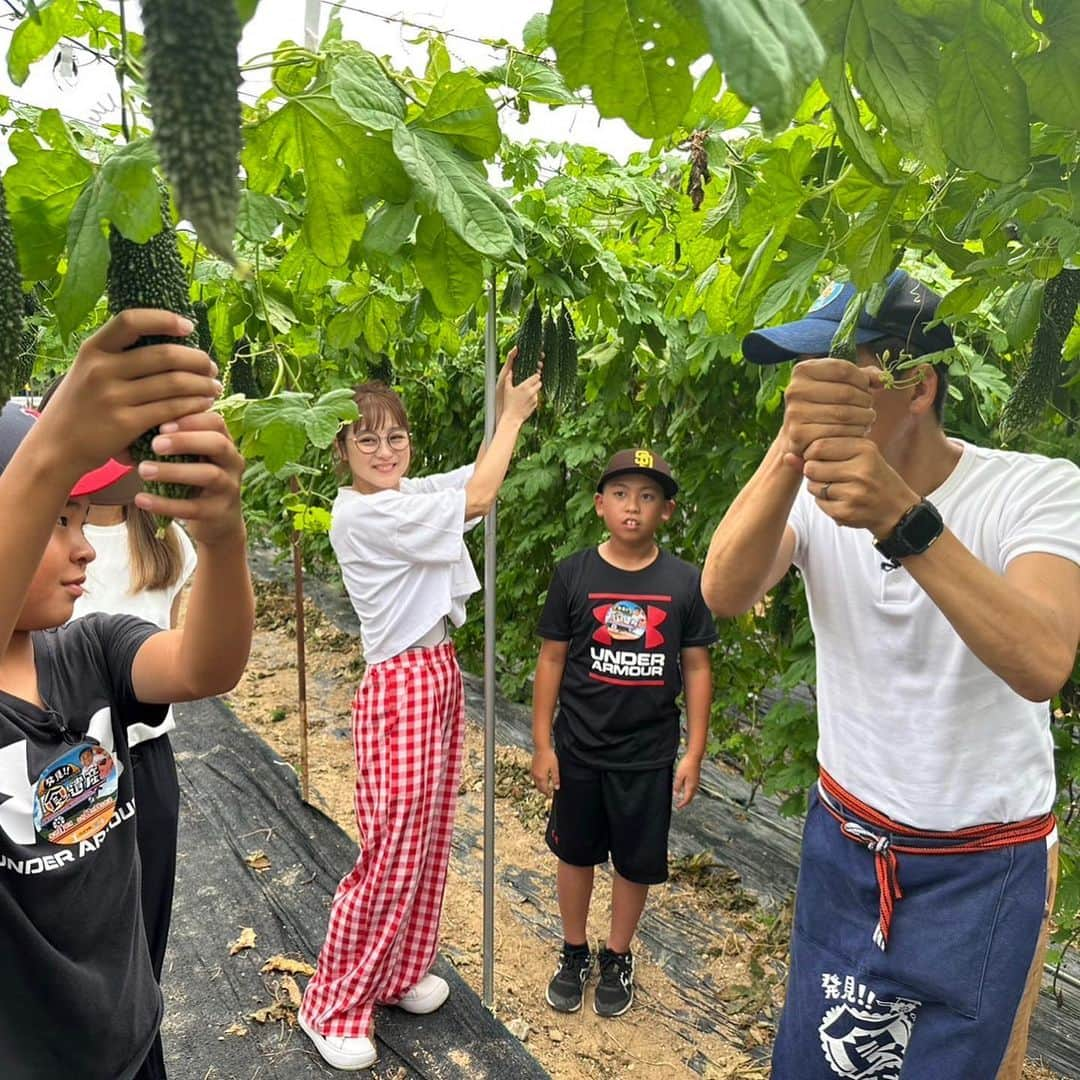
[{"x1": 596, "y1": 448, "x2": 677, "y2": 499}]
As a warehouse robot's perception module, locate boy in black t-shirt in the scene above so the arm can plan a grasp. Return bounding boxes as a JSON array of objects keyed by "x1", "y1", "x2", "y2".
[
  {"x1": 532, "y1": 449, "x2": 716, "y2": 1017},
  {"x1": 0, "y1": 310, "x2": 253, "y2": 1080}
]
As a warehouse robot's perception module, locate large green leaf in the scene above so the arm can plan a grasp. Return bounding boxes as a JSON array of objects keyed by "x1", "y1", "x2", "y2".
[
  {"x1": 54, "y1": 139, "x2": 161, "y2": 338},
  {"x1": 697, "y1": 0, "x2": 825, "y2": 133},
  {"x1": 5, "y1": 111, "x2": 94, "y2": 279},
  {"x1": 818, "y1": 55, "x2": 894, "y2": 185},
  {"x1": 843, "y1": 0, "x2": 941, "y2": 158},
  {"x1": 236, "y1": 0, "x2": 261, "y2": 25},
  {"x1": 547, "y1": 0, "x2": 703, "y2": 138},
  {"x1": 362, "y1": 200, "x2": 418, "y2": 257},
  {"x1": 843, "y1": 196, "x2": 900, "y2": 288},
  {"x1": 243, "y1": 84, "x2": 409, "y2": 266},
  {"x1": 415, "y1": 72, "x2": 501, "y2": 159},
  {"x1": 391, "y1": 126, "x2": 515, "y2": 257},
  {"x1": 1018, "y1": 25, "x2": 1080, "y2": 132},
  {"x1": 937, "y1": 30, "x2": 1030, "y2": 182},
  {"x1": 414, "y1": 213, "x2": 485, "y2": 315},
  {"x1": 8, "y1": 0, "x2": 80, "y2": 86},
  {"x1": 328, "y1": 47, "x2": 407, "y2": 132}
]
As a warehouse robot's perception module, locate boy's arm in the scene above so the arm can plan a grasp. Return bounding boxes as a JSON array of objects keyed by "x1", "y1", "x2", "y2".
[
  {"x1": 131, "y1": 412, "x2": 254, "y2": 702},
  {"x1": 0, "y1": 310, "x2": 217, "y2": 659},
  {"x1": 674, "y1": 646, "x2": 712, "y2": 809},
  {"x1": 531, "y1": 637, "x2": 568, "y2": 796}
]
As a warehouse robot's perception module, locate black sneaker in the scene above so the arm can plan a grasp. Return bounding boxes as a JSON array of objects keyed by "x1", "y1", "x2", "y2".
[
  {"x1": 594, "y1": 947, "x2": 634, "y2": 1017},
  {"x1": 545, "y1": 943, "x2": 593, "y2": 1013}
]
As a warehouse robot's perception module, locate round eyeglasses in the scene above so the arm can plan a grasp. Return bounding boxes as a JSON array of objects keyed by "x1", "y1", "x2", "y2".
[{"x1": 350, "y1": 430, "x2": 411, "y2": 454}]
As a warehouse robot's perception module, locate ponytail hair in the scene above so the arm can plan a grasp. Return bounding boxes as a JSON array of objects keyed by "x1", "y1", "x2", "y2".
[{"x1": 126, "y1": 509, "x2": 185, "y2": 593}]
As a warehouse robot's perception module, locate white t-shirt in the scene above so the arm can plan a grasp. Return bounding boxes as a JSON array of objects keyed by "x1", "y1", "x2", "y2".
[
  {"x1": 789, "y1": 440, "x2": 1080, "y2": 830},
  {"x1": 72, "y1": 521, "x2": 198, "y2": 745},
  {"x1": 330, "y1": 465, "x2": 481, "y2": 666}
]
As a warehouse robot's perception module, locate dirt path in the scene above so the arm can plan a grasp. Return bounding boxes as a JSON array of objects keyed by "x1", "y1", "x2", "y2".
[{"x1": 219, "y1": 580, "x2": 1061, "y2": 1080}]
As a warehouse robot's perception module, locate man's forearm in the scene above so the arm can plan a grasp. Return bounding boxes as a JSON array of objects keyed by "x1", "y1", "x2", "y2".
[
  {"x1": 903, "y1": 530, "x2": 1079, "y2": 702},
  {"x1": 702, "y1": 436, "x2": 802, "y2": 616}
]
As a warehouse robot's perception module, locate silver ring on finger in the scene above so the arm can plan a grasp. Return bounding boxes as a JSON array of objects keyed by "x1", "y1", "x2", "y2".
[{"x1": 821, "y1": 482, "x2": 832, "y2": 501}]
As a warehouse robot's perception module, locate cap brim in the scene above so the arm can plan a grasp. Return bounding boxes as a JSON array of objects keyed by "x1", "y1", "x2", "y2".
[
  {"x1": 70, "y1": 459, "x2": 134, "y2": 498},
  {"x1": 742, "y1": 319, "x2": 884, "y2": 365},
  {"x1": 598, "y1": 468, "x2": 678, "y2": 499}
]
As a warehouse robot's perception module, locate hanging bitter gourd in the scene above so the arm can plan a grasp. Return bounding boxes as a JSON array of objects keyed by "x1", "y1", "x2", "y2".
[
  {"x1": 193, "y1": 301, "x2": 215, "y2": 362},
  {"x1": 106, "y1": 194, "x2": 200, "y2": 534},
  {"x1": 141, "y1": 0, "x2": 243, "y2": 263},
  {"x1": 1000, "y1": 269, "x2": 1080, "y2": 439},
  {"x1": 555, "y1": 305, "x2": 578, "y2": 407},
  {"x1": 0, "y1": 175, "x2": 25, "y2": 410},
  {"x1": 514, "y1": 298, "x2": 543, "y2": 380},
  {"x1": 541, "y1": 311, "x2": 560, "y2": 400}
]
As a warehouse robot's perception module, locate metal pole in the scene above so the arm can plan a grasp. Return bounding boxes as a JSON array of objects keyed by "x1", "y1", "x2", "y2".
[
  {"x1": 290, "y1": 478, "x2": 310, "y2": 804},
  {"x1": 482, "y1": 274, "x2": 498, "y2": 1010}
]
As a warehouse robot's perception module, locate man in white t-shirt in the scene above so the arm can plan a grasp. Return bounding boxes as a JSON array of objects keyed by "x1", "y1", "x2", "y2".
[{"x1": 702, "y1": 269, "x2": 1080, "y2": 1080}]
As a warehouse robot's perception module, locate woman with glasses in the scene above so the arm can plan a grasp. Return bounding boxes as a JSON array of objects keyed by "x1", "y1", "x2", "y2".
[{"x1": 299, "y1": 357, "x2": 541, "y2": 1072}]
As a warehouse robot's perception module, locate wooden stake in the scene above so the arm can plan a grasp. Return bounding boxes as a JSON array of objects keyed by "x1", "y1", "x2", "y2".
[{"x1": 290, "y1": 478, "x2": 310, "y2": 804}]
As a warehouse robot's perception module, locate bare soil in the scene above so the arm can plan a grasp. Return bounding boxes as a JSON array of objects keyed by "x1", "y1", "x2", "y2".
[{"x1": 219, "y1": 580, "x2": 1061, "y2": 1080}]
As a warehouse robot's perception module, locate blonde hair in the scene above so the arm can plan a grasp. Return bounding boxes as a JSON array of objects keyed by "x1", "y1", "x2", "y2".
[{"x1": 126, "y1": 509, "x2": 185, "y2": 593}]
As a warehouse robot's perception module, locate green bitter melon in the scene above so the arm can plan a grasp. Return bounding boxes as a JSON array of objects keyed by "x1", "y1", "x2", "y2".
[
  {"x1": 141, "y1": 0, "x2": 243, "y2": 263},
  {"x1": 0, "y1": 175, "x2": 25, "y2": 409},
  {"x1": 514, "y1": 298, "x2": 543, "y2": 381}
]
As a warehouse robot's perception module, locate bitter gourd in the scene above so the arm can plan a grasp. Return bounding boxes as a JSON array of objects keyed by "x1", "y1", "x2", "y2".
[
  {"x1": 514, "y1": 298, "x2": 543, "y2": 381},
  {"x1": 541, "y1": 311, "x2": 560, "y2": 400},
  {"x1": 556, "y1": 305, "x2": 578, "y2": 407},
  {"x1": 141, "y1": 0, "x2": 243, "y2": 263},
  {"x1": 106, "y1": 193, "x2": 199, "y2": 533},
  {"x1": 1000, "y1": 269, "x2": 1080, "y2": 439},
  {"x1": 0, "y1": 176, "x2": 25, "y2": 409}
]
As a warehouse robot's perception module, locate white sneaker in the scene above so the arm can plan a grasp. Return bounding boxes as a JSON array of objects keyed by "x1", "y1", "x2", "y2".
[
  {"x1": 396, "y1": 972, "x2": 450, "y2": 1014},
  {"x1": 298, "y1": 1010, "x2": 377, "y2": 1070}
]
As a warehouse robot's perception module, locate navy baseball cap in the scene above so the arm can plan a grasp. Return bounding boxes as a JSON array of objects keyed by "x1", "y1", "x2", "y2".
[
  {"x1": 0, "y1": 401, "x2": 133, "y2": 496},
  {"x1": 742, "y1": 269, "x2": 955, "y2": 365}
]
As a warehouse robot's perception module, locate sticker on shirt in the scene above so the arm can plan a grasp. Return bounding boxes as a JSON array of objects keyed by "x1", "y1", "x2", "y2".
[
  {"x1": 33, "y1": 741, "x2": 118, "y2": 846},
  {"x1": 818, "y1": 972, "x2": 920, "y2": 1079},
  {"x1": 588, "y1": 594, "x2": 670, "y2": 686}
]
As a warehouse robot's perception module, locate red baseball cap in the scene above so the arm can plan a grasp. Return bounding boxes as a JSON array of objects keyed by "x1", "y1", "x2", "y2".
[{"x1": 0, "y1": 402, "x2": 133, "y2": 497}]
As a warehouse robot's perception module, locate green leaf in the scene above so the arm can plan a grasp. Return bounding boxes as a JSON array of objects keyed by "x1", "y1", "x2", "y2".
[
  {"x1": 235, "y1": 190, "x2": 286, "y2": 243},
  {"x1": 54, "y1": 139, "x2": 161, "y2": 337},
  {"x1": 236, "y1": 0, "x2": 261, "y2": 25},
  {"x1": 547, "y1": 0, "x2": 704, "y2": 138},
  {"x1": 362, "y1": 200, "x2": 418, "y2": 256},
  {"x1": 937, "y1": 30, "x2": 1030, "y2": 182},
  {"x1": 843, "y1": 196, "x2": 900, "y2": 288},
  {"x1": 818, "y1": 55, "x2": 895, "y2": 185},
  {"x1": 243, "y1": 84, "x2": 409, "y2": 266},
  {"x1": 328, "y1": 46, "x2": 407, "y2": 132},
  {"x1": 522, "y1": 12, "x2": 550, "y2": 52},
  {"x1": 415, "y1": 72, "x2": 501, "y2": 159},
  {"x1": 8, "y1": 0, "x2": 79, "y2": 86},
  {"x1": 391, "y1": 126, "x2": 515, "y2": 257},
  {"x1": 1002, "y1": 278, "x2": 1045, "y2": 349},
  {"x1": 489, "y1": 55, "x2": 579, "y2": 106},
  {"x1": 4, "y1": 112, "x2": 94, "y2": 279},
  {"x1": 1018, "y1": 35, "x2": 1080, "y2": 132},
  {"x1": 414, "y1": 213, "x2": 485, "y2": 315},
  {"x1": 843, "y1": 0, "x2": 942, "y2": 158},
  {"x1": 697, "y1": 0, "x2": 825, "y2": 133}
]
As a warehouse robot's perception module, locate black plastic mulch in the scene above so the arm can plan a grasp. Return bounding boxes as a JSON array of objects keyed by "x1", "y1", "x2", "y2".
[{"x1": 161, "y1": 695, "x2": 549, "y2": 1080}]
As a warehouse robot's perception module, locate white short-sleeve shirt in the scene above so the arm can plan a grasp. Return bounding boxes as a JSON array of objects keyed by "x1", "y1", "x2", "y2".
[
  {"x1": 788, "y1": 441, "x2": 1080, "y2": 830},
  {"x1": 72, "y1": 521, "x2": 199, "y2": 745},
  {"x1": 330, "y1": 464, "x2": 481, "y2": 665}
]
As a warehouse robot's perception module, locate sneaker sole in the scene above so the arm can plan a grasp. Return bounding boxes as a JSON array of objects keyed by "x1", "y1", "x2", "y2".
[
  {"x1": 545, "y1": 987, "x2": 584, "y2": 1013},
  {"x1": 593, "y1": 986, "x2": 634, "y2": 1018},
  {"x1": 297, "y1": 1011, "x2": 377, "y2": 1070}
]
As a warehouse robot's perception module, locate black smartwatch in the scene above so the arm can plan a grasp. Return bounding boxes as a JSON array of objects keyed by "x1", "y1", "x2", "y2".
[{"x1": 873, "y1": 499, "x2": 943, "y2": 570}]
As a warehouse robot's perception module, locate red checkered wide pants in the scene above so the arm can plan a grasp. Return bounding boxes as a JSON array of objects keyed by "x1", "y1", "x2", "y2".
[{"x1": 302, "y1": 642, "x2": 465, "y2": 1038}]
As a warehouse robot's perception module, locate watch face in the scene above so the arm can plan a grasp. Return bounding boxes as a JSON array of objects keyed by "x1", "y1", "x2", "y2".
[{"x1": 900, "y1": 504, "x2": 942, "y2": 549}]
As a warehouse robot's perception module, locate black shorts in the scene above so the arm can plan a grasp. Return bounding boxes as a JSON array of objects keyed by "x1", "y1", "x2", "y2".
[{"x1": 545, "y1": 754, "x2": 673, "y2": 885}]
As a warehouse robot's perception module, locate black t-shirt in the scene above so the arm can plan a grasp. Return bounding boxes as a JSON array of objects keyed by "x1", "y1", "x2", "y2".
[
  {"x1": 538, "y1": 548, "x2": 717, "y2": 770},
  {"x1": 0, "y1": 613, "x2": 166, "y2": 1080}
]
